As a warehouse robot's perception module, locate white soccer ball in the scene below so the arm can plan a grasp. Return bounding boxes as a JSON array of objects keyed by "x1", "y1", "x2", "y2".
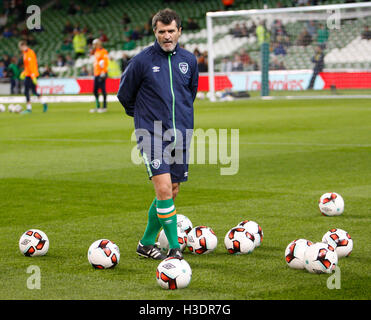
[
  {"x1": 158, "y1": 227, "x2": 188, "y2": 253},
  {"x1": 8, "y1": 104, "x2": 15, "y2": 112},
  {"x1": 0, "y1": 104, "x2": 6, "y2": 112},
  {"x1": 224, "y1": 226, "x2": 255, "y2": 254},
  {"x1": 177, "y1": 214, "x2": 193, "y2": 234},
  {"x1": 322, "y1": 228, "x2": 353, "y2": 258},
  {"x1": 304, "y1": 242, "x2": 338, "y2": 274},
  {"x1": 319, "y1": 192, "x2": 344, "y2": 216},
  {"x1": 237, "y1": 220, "x2": 264, "y2": 247},
  {"x1": 285, "y1": 239, "x2": 313, "y2": 269},
  {"x1": 156, "y1": 257, "x2": 192, "y2": 290},
  {"x1": 13, "y1": 104, "x2": 23, "y2": 113},
  {"x1": 88, "y1": 239, "x2": 120, "y2": 269},
  {"x1": 19, "y1": 229, "x2": 49, "y2": 257},
  {"x1": 186, "y1": 226, "x2": 218, "y2": 254}
]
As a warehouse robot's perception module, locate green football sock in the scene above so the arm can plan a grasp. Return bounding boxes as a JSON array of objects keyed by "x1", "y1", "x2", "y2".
[
  {"x1": 156, "y1": 198, "x2": 179, "y2": 249},
  {"x1": 140, "y1": 198, "x2": 162, "y2": 246},
  {"x1": 95, "y1": 97, "x2": 100, "y2": 108}
]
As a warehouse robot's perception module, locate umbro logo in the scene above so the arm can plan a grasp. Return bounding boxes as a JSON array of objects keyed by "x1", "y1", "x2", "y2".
[{"x1": 152, "y1": 66, "x2": 160, "y2": 73}]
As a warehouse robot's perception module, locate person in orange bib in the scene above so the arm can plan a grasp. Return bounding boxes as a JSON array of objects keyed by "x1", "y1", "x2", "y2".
[
  {"x1": 89, "y1": 39, "x2": 109, "y2": 113},
  {"x1": 18, "y1": 40, "x2": 48, "y2": 113}
]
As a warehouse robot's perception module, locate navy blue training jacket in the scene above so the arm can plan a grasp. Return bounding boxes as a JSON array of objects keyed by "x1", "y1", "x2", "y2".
[{"x1": 117, "y1": 41, "x2": 199, "y2": 140}]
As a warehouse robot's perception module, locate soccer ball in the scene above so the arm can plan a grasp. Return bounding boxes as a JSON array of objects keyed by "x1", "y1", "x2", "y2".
[
  {"x1": 157, "y1": 227, "x2": 188, "y2": 253},
  {"x1": 156, "y1": 257, "x2": 192, "y2": 290},
  {"x1": 304, "y1": 242, "x2": 338, "y2": 274},
  {"x1": 0, "y1": 104, "x2": 5, "y2": 112},
  {"x1": 13, "y1": 104, "x2": 23, "y2": 113},
  {"x1": 285, "y1": 239, "x2": 313, "y2": 269},
  {"x1": 224, "y1": 227, "x2": 255, "y2": 254},
  {"x1": 186, "y1": 226, "x2": 218, "y2": 254},
  {"x1": 237, "y1": 220, "x2": 263, "y2": 247},
  {"x1": 19, "y1": 229, "x2": 49, "y2": 257},
  {"x1": 8, "y1": 104, "x2": 15, "y2": 112},
  {"x1": 322, "y1": 228, "x2": 353, "y2": 258},
  {"x1": 319, "y1": 192, "x2": 344, "y2": 216},
  {"x1": 88, "y1": 239, "x2": 120, "y2": 269},
  {"x1": 177, "y1": 214, "x2": 193, "y2": 234}
]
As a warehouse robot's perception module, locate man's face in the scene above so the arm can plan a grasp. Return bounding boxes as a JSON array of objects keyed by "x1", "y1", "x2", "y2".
[{"x1": 154, "y1": 20, "x2": 181, "y2": 52}]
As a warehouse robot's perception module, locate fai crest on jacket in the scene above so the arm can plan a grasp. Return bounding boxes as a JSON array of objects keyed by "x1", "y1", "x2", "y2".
[{"x1": 179, "y1": 62, "x2": 189, "y2": 74}]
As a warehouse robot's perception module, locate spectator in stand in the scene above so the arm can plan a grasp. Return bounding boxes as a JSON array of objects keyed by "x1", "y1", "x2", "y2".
[
  {"x1": 99, "y1": 29, "x2": 109, "y2": 42},
  {"x1": 121, "y1": 12, "x2": 131, "y2": 26},
  {"x1": 120, "y1": 53, "x2": 129, "y2": 72},
  {"x1": 60, "y1": 36, "x2": 73, "y2": 52},
  {"x1": 63, "y1": 20, "x2": 74, "y2": 35},
  {"x1": 186, "y1": 18, "x2": 199, "y2": 31},
  {"x1": 7, "y1": 56, "x2": 21, "y2": 94},
  {"x1": 296, "y1": 28, "x2": 312, "y2": 46},
  {"x1": 122, "y1": 37, "x2": 136, "y2": 51},
  {"x1": 316, "y1": 23, "x2": 329, "y2": 47},
  {"x1": 41, "y1": 65, "x2": 56, "y2": 78},
  {"x1": 130, "y1": 26, "x2": 142, "y2": 41},
  {"x1": 307, "y1": 45, "x2": 324, "y2": 89},
  {"x1": 0, "y1": 61, "x2": 5, "y2": 78},
  {"x1": 361, "y1": 25, "x2": 371, "y2": 40},
  {"x1": 65, "y1": 54, "x2": 74, "y2": 67},
  {"x1": 2, "y1": 27, "x2": 13, "y2": 38},
  {"x1": 306, "y1": 20, "x2": 317, "y2": 38},
  {"x1": 79, "y1": 65, "x2": 89, "y2": 76},
  {"x1": 231, "y1": 53, "x2": 243, "y2": 71},
  {"x1": 197, "y1": 53, "x2": 208, "y2": 72},
  {"x1": 55, "y1": 54, "x2": 66, "y2": 67},
  {"x1": 270, "y1": 56, "x2": 286, "y2": 70},
  {"x1": 72, "y1": 28, "x2": 87, "y2": 59},
  {"x1": 272, "y1": 36, "x2": 287, "y2": 56},
  {"x1": 2, "y1": 54, "x2": 11, "y2": 68},
  {"x1": 220, "y1": 56, "x2": 232, "y2": 72},
  {"x1": 239, "y1": 49, "x2": 251, "y2": 68},
  {"x1": 142, "y1": 23, "x2": 152, "y2": 37},
  {"x1": 193, "y1": 48, "x2": 201, "y2": 59},
  {"x1": 231, "y1": 23, "x2": 243, "y2": 37}
]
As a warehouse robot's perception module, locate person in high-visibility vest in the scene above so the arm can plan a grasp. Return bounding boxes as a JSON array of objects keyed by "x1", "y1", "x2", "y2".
[{"x1": 18, "y1": 40, "x2": 48, "y2": 113}]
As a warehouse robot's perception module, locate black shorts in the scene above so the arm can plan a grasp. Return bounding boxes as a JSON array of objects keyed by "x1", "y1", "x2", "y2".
[{"x1": 136, "y1": 129, "x2": 191, "y2": 183}]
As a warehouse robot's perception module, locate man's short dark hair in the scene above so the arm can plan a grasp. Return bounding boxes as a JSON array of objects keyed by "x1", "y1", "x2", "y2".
[{"x1": 152, "y1": 8, "x2": 181, "y2": 30}]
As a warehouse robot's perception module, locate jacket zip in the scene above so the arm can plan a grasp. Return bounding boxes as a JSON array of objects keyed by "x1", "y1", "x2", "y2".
[{"x1": 168, "y1": 53, "x2": 177, "y2": 147}]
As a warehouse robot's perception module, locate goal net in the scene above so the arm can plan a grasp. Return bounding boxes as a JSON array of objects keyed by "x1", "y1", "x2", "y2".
[{"x1": 206, "y1": 2, "x2": 371, "y2": 100}]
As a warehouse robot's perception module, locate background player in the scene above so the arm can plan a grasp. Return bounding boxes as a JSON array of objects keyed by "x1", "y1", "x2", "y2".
[
  {"x1": 90, "y1": 39, "x2": 109, "y2": 113},
  {"x1": 18, "y1": 40, "x2": 48, "y2": 113}
]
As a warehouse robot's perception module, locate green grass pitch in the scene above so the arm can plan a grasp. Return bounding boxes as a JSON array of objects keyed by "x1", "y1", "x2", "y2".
[{"x1": 0, "y1": 97, "x2": 370, "y2": 300}]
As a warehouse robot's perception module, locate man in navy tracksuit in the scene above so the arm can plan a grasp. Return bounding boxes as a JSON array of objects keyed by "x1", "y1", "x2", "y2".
[{"x1": 117, "y1": 9, "x2": 199, "y2": 260}]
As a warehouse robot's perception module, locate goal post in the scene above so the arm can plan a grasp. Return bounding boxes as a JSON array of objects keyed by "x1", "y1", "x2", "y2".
[{"x1": 206, "y1": 2, "x2": 371, "y2": 101}]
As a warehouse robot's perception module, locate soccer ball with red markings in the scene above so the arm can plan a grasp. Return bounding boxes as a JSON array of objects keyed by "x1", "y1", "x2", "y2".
[
  {"x1": 237, "y1": 220, "x2": 264, "y2": 247},
  {"x1": 224, "y1": 227, "x2": 255, "y2": 254},
  {"x1": 88, "y1": 239, "x2": 120, "y2": 269},
  {"x1": 319, "y1": 192, "x2": 344, "y2": 216},
  {"x1": 322, "y1": 228, "x2": 353, "y2": 258},
  {"x1": 285, "y1": 239, "x2": 313, "y2": 269},
  {"x1": 156, "y1": 257, "x2": 192, "y2": 290},
  {"x1": 176, "y1": 214, "x2": 193, "y2": 234},
  {"x1": 19, "y1": 229, "x2": 49, "y2": 257},
  {"x1": 304, "y1": 242, "x2": 338, "y2": 274},
  {"x1": 157, "y1": 227, "x2": 188, "y2": 253},
  {"x1": 186, "y1": 226, "x2": 218, "y2": 254}
]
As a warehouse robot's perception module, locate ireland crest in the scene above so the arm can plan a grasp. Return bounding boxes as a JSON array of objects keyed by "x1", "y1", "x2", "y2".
[{"x1": 179, "y1": 62, "x2": 189, "y2": 74}]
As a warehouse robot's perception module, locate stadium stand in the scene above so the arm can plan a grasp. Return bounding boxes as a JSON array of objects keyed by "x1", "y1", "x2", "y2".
[{"x1": 0, "y1": 0, "x2": 370, "y2": 80}]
